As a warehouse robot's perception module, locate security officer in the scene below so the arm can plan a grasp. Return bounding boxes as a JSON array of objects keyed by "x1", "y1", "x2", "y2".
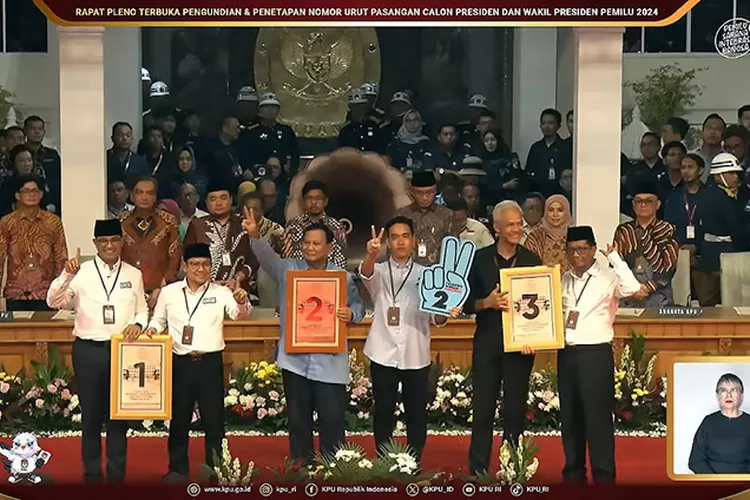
[
  {"x1": 457, "y1": 94, "x2": 491, "y2": 136},
  {"x1": 46, "y1": 219, "x2": 149, "y2": 483},
  {"x1": 235, "y1": 85, "x2": 258, "y2": 128},
  {"x1": 143, "y1": 81, "x2": 180, "y2": 129},
  {"x1": 338, "y1": 89, "x2": 384, "y2": 153},
  {"x1": 380, "y1": 91, "x2": 413, "y2": 141},
  {"x1": 240, "y1": 92, "x2": 300, "y2": 178},
  {"x1": 146, "y1": 243, "x2": 251, "y2": 483},
  {"x1": 141, "y1": 68, "x2": 152, "y2": 112},
  {"x1": 361, "y1": 82, "x2": 387, "y2": 122}
]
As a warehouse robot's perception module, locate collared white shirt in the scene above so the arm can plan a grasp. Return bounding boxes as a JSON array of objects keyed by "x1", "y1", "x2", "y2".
[
  {"x1": 459, "y1": 218, "x2": 494, "y2": 249},
  {"x1": 180, "y1": 208, "x2": 208, "y2": 230},
  {"x1": 360, "y1": 258, "x2": 441, "y2": 370},
  {"x1": 561, "y1": 252, "x2": 641, "y2": 346},
  {"x1": 147, "y1": 279, "x2": 251, "y2": 355},
  {"x1": 46, "y1": 256, "x2": 149, "y2": 341}
]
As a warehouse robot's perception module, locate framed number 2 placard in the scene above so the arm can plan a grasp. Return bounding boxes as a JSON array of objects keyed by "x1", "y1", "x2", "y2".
[
  {"x1": 110, "y1": 334, "x2": 173, "y2": 420},
  {"x1": 284, "y1": 270, "x2": 348, "y2": 354}
]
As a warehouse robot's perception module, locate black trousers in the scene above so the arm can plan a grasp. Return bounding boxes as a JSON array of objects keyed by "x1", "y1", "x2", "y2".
[
  {"x1": 370, "y1": 361, "x2": 430, "y2": 461},
  {"x1": 71, "y1": 338, "x2": 129, "y2": 483},
  {"x1": 557, "y1": 343, "x2": 616, "y2": 484},
  {"x1": 168, "y1": 351, "x2": 225, "y2": 475},
  {"x1": 468, "y1": 345, "x2": 534, "y2": 476},
  {"x1": 6, "y1": 299, "x2": 52, "y2": 312},
  {"x1": 282, "y1": 369, "x2": 347, "y2": 465}
]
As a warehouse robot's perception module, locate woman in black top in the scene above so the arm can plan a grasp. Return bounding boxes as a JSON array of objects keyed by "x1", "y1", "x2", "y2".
[
  {"x1": 161, "y1": 145, "x2": 206, "y2": 201},
  {"x1": 480, "y1": 128, "x2": 524, "y2": 205},
  {"x1": 385, "y1": 109, "x2": 430, "y2": 171},
  {"x1": 688, "y1": 373, "x2": 750, "y2": 474}
]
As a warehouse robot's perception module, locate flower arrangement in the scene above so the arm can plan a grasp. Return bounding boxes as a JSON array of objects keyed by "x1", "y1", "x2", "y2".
[
  {"x1": 0, "y1": 369, "x2": 24, "y2": 425},
  {"x1": 22, "y1": 347, "x2": 77, "y2": 430},
  {"x1": 525, "y1": 369, "x2": 560, "y2": 431},
  {"x1": 314, "y1": 440, "x2": 420, "y2": 483},
  {"x1": 347, "y1": 350, "x2": 374, "y2": 432},
  {"x1": 203, "y1": 438, "x2": 257, "y2": 486},
  {"x1": 224, "y1": 361, "x2": 287, "y2": 432},
  {"x1": 495, "y1": 436, "x2": 539, "y2": 485},
  {"x1": 428, "y1": 366, "x2": 472, "y2": 429},
  {"x1": 614, "y1": 333, "x2": 665, "y2": 429}
]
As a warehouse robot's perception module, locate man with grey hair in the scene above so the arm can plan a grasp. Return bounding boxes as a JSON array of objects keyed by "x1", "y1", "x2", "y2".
[{"x1": 463, "y1": 200, "x2": 541, "y2": 476}]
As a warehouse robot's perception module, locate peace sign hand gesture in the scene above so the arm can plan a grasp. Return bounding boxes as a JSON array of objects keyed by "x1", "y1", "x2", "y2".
[
  {"x1": 366, "y1": 225, "x2": 385, "y2": 257},
  {"x1": 420, "y1": 237, "x2": 476, "y2": 316},
  {"x1": 241, "y1": 207, "x2": 259, "y2": 238},
  {"x1": 65, "y1": 248, "x2": 82, "y2": 275},
  {"x1": 600, "y1": 242, "x2": 618, "y2": 257}
]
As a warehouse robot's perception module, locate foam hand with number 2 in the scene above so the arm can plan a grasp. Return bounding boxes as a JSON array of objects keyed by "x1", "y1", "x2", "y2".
[{"x1": 419, "y1": 237, "x2": 476, "y2": 316}]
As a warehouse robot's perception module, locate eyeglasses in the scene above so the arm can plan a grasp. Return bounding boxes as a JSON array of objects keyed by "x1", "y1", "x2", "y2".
[
  {"x1": 19, "y1": 188, "x2": 41, "y2": 195},
  {"x1": 187, "y1": 261, "x2": 211, "y2": 270},
  {"x1": 633, "y1": 198, "x2": 657, "y2": 205},
  {"x1": 718, "y1": 388, "x2": 742, "y2": 397},
  {"x1": 567, "y1": 246, "x2": 592, "y2": 255}
]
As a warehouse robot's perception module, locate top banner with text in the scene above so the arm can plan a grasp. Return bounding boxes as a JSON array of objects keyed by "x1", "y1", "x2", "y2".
[{"x1": 35, "y1": 0, "x2": 697, "y2": 25}]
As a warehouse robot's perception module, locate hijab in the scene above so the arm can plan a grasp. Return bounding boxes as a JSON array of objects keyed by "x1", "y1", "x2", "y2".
[
  {"x1": 396, "y1": 109, "x2": 430, "y2": 145},
  {"x1": 158, "y1": 198, "x2": 181, "y2": 219},
  {"x1": 540, "y1": 194, "x2": 572, "y2": 240}
]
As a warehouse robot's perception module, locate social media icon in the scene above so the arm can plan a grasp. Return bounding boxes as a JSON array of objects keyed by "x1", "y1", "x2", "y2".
[
  {"x1": 305, "y1": 483, "x2": 319, "y2": 497},
  {"x1": 405, "y1": 483, "x2": 420, "y2": 497},
  {"x1": 462, "y1": 483, "x2": 476, "y2": 497},
  {"x1": 186, "y1": 483, "x2": 201, "y2": 497},
  {"x1": 259, "y1": 483, "x2": 274, "y2": 497},
  {"x1": 510, "y1": 483, "x2": 524, "y2": 497}
]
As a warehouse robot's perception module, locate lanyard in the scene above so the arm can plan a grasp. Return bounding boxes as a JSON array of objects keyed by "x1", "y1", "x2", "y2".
[
  {"x1": 94, "y1": 261, "x2": 122, "y2": 303},
  {"x1": 683, "y1": 194, "x2": 697, "y2": 225},
  {"x1": 151, "y1": 153, "x2": 163, "y2": 175},
  {"x1": 183, "y1": 285, "x2": 210, "y2": 325},
  {"x1": 493, "y1": 254, "x2": 517, "y2": 270},
  {"x1": 123, "y1": 151, "x2": 132, "y2": 172},
  {"x1": 572, "y1": 275, "x2": 592, "y2": 308},
  {"x1": 388, "y1": 260, "x2": 414, "y2": 304}
]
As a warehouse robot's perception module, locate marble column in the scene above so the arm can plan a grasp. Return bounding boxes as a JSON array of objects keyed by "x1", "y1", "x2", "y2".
[
  {"x1": 571, "y1": 27, "x2": 625, "y2": 242},
  {"x1": 58, "y1": 26, "x2": 106, "y2": 255},
  {"x1": 104, "y1": 27, "x2": 143, "y2": 139},
  {"x1": 511, "y1": 28, "x2": 558, "y2": 158}
]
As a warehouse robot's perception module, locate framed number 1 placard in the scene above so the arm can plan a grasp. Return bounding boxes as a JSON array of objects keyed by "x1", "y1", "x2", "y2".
[
  {"x1": 499, "y1": 265, "x2": 565, "y2": 353},
  {"x1": 110, "y1": 334, "x2": 173, "y2": 420},
  {"x1": 284, "y1": 270, "x2": 348, "y2": 354}
]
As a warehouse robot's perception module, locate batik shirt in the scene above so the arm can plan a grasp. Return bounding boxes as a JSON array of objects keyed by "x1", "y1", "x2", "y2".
[{"x1": 282, "y1": 213, "x2": 348, "y2": 269}]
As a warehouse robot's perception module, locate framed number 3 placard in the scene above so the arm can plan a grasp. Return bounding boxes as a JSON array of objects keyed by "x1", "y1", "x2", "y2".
[
  {"x1": 285, "y1": 270, "x2": 348, "y2": 354},
  {"x1": 110, "y1": 334, "x2": 173, "y2": 420},
  {"x1": 499, "y1": 265, "x2": 565, "y2": 353}
]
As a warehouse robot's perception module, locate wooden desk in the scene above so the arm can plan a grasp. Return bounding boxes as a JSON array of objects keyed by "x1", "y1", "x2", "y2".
[{"x1": 0, "y1": 308, "x2": 748, "y2": 378}]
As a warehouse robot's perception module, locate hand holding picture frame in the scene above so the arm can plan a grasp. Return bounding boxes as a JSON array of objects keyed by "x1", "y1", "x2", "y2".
[{"x1": 500, "y1": 265, "x2": 564, "y2": 353}]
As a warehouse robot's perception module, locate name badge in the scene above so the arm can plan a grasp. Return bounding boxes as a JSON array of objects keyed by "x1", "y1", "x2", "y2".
[
  {"x1": 387, "y1": 306, "x2": 400, "y2": 326},
  {"x1": 548, "y1": 166, "x2": 556, "y2": 180},
  {"x1": 182, "y1": 325, "x2": 194, "y2": 346},
  {"x1": 686, "y1": 225, "x2": 695, "y2": 240},
  {"x1": 103, "y1": 305, "x2": 116, "y2": 325},
  {"x1": 417, "y1": 243, "x2": 427, "y2": 258},
  {"x1": 203, "y1": 297, "x2": 217, "y2": 304},
  {"x1": 120, "y1": 282, "x2": 132, "y2": 289},
  {"x1": 565, "y1": 310, "x2": 579, "y2": 330},
  {"x1": 222, "y1": 252, "x2": 232, "y2": 267}
]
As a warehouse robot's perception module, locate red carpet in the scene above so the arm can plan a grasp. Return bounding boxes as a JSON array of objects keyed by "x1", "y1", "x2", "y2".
[{"x1": 22, "y1": 435, "x2": 668, "y2": 484}]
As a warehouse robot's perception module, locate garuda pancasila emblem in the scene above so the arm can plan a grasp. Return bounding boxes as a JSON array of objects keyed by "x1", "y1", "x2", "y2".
[{"x1": 281, "y1": 31, "x2": 354, "y2": 100}]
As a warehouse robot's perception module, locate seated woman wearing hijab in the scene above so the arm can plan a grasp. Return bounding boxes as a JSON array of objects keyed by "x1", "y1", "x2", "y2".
[
  {"x1": 689, "y1": 373, "x2": 750, "y2": 474},
  {"x1": 524, "y1": 194, "x2": 572, "y2": 271},
  {"x1": 385, "y1": 109, "x2": 430, "y2": 171}
]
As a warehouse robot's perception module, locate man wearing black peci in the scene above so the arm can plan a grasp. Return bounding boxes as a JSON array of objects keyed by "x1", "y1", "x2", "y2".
[{"x1": 464, "y1": 200, "x2": 541, "y2": 476}]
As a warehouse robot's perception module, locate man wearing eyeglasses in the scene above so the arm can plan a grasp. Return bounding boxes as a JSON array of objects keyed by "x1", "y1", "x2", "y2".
[
  {"x1": 613, "y1": 181, "x2": 679, "y2": 307},
  {"x1": 558, "y1": 226, "x2": 641, "y2": 484},
  {"x1": 0, "y1": 175, "x2": 68, "y2": 311},
  {"x1": 144, "y1": 243, "x2": 251, "y2": 483}
]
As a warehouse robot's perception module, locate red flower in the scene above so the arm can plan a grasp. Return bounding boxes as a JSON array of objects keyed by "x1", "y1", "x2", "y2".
[
  {"x1": 525, "y1": 409, "x2": 536, "y2": 420},
  {"x1": 619, "y1": 410, "x2": 633, "y2": 422},
  {"x1": 231, "y1": 405, "x2": 243, "y2": 415}
]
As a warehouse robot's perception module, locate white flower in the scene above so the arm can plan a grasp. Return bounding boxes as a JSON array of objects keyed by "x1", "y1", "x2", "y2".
[
  {"x1": 526, "y1": 457, "x2": 539, "y2": 481},
  {"x1": 243, "y1": 383, "x2": 252, "y2": 391},
  {"x1": 395, "y1": 421, "x2": 406, "y2": 433},
  {"x1": 358, "y1": 459, "x2": 373, "y2": 469},
  {"x1": 228, "y1": 388, "x2": 239, "y2": 397},
  {"x1": 72, "y1": 414, "x2": 81, "y2": 423},
  {"x1": 69, "y1": 394, "x2": 79, "y2": 410},
  {"x1": 224, "y1": 395, "x2": 238, "y2": 406},
  {"x1": 239, "y1": 395, "x2": 252, "y2": 407},
  {"x1": 334, "y1": 449, "x2": 361, "y2": 462},
  {"x1": 313, "y1": 411, "x2": 318, "y2": 422},
  {"x1": 142, "y1": 420, "x2": 153, "y2": 430},
  {"x1": 548, "y1": 396, "x2": 559, "y2": 410},
  {"x1": 229, "y1": 378, "x2": 237, "y2": 385}
]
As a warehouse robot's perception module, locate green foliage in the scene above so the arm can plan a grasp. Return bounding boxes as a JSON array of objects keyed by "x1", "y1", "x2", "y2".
[
  {"x1": 625, "y1": 64, "x2": 704, "y2": 131},
  {"x1": 29, "y1": 345, "x2": 72, "y2": 386}
]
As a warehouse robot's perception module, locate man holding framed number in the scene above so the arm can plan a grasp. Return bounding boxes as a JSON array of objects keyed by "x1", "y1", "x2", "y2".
[
  {"x1": 463, "y1": 200, "x2": 541, "y2": 477},
  {"x1": 242, "y1": 207, "x2": 365, "y2": 465},
  {"x1": 359, "y1": 217, "x2": 461, "y2": 463}
]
